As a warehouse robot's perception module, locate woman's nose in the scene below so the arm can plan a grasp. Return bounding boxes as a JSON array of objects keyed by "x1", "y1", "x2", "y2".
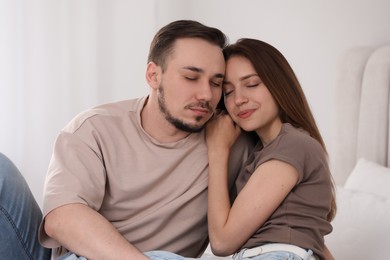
[{"x1": 234, "y1": 91, "x2": 249, "y2": 106}]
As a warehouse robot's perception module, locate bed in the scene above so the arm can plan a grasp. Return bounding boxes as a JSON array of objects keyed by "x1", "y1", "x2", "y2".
[{"x1": 325, "y1": 45, "x2": 390, "y2": 259}]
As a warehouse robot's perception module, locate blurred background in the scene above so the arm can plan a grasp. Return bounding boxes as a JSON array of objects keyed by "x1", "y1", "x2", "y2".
[{"x1": 1, "y1": 0, "x2": 390, "y2": 206}]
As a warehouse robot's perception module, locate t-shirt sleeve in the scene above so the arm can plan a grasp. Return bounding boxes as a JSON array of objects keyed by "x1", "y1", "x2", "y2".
[
  {"x1": 43, "y1": 131, "x2": 107, "y2": 216},
  {"x1": 256, "y1": 133, "x2": 324, "y2": 184},
  {"x1": 39, "y1": 122, "x2": 107, "y2": 247}
]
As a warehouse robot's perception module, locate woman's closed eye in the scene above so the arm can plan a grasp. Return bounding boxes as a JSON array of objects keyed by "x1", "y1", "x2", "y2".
[
  {"x1": 223, "y1": 89, "x2": 234, "y2": 96},
  {"x1": 210, "y1": 80, "x2": 223, "y2": 87},
  {"x1": 247, "y1": 83, "x2": 259, "y2": 88}
]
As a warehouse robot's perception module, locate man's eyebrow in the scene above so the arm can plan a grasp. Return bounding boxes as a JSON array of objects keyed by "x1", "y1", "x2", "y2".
[
  {"x1": 182, "y1": 66, "x2": 203, "y2": 73},
  {"x1": 182, "y1": 66, "x2": 224, "y2": 79},
  {"x1": 214, "y1": 73, "x2": 224, "y2": 79}
]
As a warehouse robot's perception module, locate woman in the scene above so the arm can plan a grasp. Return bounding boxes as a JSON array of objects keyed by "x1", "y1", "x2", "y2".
[{"x1": 205, "y1": 38, "x2": 336, "y2": 260}]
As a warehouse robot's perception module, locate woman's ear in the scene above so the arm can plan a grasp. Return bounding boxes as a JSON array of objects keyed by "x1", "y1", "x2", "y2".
[{"x1": 146, "y1": 62, "x2": 161, "y2": 90}]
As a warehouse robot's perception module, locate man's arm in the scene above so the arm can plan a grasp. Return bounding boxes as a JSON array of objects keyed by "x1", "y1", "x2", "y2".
[{"x1": 44, "y1": 203, "x2": 148, "y2": 260}]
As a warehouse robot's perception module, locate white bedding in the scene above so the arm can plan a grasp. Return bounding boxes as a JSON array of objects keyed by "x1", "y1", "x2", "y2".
[{"x1": 327, "y1": 45, "x2": 390, "y2": 259}]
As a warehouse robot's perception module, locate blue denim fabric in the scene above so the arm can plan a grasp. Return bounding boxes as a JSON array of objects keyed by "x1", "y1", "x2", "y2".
[
  {"x1": 0, "y1": 153, "x2": 51, "y2": 260},
  {"x1": 145, "y1": 250, "x2": 232, "y2": 260},
  {"x1": 60, "y1": 251, "x2": 201, "y2": 260},
  {"x1": 144, "y1": 251, "x2": 198, "y2": 260},
  {"x1": 145, "y1": 250, "x2": 309, "y2": 260}
]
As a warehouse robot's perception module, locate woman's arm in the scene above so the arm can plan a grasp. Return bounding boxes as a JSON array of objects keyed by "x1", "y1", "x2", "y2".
[
  {"x1": 205, "y1": 113, "x2": 241, "y2": 256},
  {"x1": 207, "y1": 158, "x2": 299, "y2": 255},
  {"x1": 206, "y1": 114, "x2": 298, "y2": 256}
]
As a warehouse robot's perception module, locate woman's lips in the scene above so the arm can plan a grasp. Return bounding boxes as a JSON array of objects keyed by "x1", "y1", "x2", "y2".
[{"x1": 237, "y1": 109, "x2": 255, "y2": 119}]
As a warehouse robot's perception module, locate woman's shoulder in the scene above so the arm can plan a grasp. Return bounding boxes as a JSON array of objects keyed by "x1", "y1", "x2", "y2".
[{"x1": 280, "y1": 123, "x2": 321, "y2": 150}]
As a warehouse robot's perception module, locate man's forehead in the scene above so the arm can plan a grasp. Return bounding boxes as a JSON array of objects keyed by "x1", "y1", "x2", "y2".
[
  {"x1": 173, "y1": 38, "x2": 222, "y2": 55},
  {"x1": 167, "y1": 38, "x2": 225, "y2": 75}
]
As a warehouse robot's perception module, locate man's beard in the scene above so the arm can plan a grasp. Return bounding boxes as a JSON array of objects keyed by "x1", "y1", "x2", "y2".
[{"x1": 157, "y1": 84, "x2": 211, "y2": 133}]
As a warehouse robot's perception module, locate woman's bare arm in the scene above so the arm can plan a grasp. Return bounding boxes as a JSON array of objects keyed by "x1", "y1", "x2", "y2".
[{"x1": 205, "y1": 114, "x2": 298, "y2": 256}]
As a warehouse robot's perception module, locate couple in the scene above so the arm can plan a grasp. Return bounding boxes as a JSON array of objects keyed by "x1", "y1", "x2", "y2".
[{"x1": 0, "y1": 20, "x2": 335, "y2": 260}]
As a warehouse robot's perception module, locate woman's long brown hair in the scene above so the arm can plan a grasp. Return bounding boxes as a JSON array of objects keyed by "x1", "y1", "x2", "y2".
[{"x1": 224, "y1": 38, "x2": 336, "y2": 221}]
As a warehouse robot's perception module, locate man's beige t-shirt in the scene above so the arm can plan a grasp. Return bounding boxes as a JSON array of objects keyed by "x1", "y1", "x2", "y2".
[{"x1": 39, "y1": 97, "x2": 251, "y2": 258}]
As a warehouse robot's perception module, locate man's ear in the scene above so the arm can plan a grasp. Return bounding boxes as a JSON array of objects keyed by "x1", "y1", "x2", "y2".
[{"x1": 146, "y1": 62, "x2": 160, "y2": 90}]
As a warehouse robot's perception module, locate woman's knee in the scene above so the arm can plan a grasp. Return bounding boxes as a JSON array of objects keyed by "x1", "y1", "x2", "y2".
[
  {"x1": 0, "y1": 153, "x2": 21, "y2": 178},
  {"x1": 0, "y1": 152, "x2": 37, "y2": 212}
]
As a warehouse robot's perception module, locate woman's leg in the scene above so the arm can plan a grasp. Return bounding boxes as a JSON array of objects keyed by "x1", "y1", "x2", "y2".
[{"x1": 0, "y1": 153, "x2": 51, "y2": 259}]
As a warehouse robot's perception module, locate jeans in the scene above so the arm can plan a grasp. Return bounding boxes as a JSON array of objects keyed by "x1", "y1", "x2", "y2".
[
  {"x1": 144, "y1": 250, "x2": 228, "y2": 260},
  {"x1": 0, "y1": 153, "x2": 52, "y2": 260},
  {"x1": 145, "y1": 251, "x2": 216, "y2": 260},
  {"x1": 145, "y1": 250, "x2": 309, "y2": 260}
]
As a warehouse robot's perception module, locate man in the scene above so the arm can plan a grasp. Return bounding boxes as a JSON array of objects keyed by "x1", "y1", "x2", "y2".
[{"x1": 0, "y1": 20, "x2": 252, "y2": 260}]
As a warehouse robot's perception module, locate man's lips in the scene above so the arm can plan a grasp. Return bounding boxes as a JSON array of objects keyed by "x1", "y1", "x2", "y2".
[
  {"x1": 187, "y1": 102, "x2": 212, "y2": 116},
  {"x1": 190, "y1": 107, "x2": 210, "y2": 116},
  {"x1": 237, "y1": 109, "x2": 255, "y2": 119}
]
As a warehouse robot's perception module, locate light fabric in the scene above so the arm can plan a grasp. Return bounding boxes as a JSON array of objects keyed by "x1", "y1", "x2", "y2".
[
  {"x1": 331, "y1": 45, "x2": 390, "y2": 185},
  {"x1": 356, "y1": 46, "x2": 390, "y2": 168},
  {"x1": 330, "y1": 46, "x2": 375, "y2": 185},
  {"x1": 345, "y1": 158, "x2": 390, "y2": 198},
  {"x1": 327, "y1": 45, "x2": 390, "y2": 260},
  {"x1": 233, "y1": 244, "x2": 315, "y2": 260},
  {"x1": 232, "y1": 251, "x2": 305, "y2": 260},
  {"x1": 58, "y1": 252, "x2": 87, "y2": 260},
  {"x1": 325, "y1": 185, "x2": 390, "y2": 260}
]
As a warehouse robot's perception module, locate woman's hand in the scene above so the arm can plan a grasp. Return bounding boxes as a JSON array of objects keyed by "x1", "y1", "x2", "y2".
[{"x1": 205, "y1": 111, "x2": 241, "y2": 153}]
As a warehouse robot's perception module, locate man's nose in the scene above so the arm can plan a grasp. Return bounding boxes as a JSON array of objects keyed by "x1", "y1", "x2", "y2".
[{"x1": 196, "y1": 80, "x2": 213, "y2": 101}]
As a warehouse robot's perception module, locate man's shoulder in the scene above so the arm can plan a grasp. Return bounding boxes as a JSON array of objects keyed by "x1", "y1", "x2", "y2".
[
  {"x1": 229, "y1": 131, "x2": 257, "y2": 170},
  {"x1": 231, "y1": 132, "x2": 257, "y2": 155},
  {"x1": 63, "y1": 97, "x2": 145, "y2": 133},
  {"x1": 93, "y1": 97, "x2": 144, "y2": 114},
  {"x1": 227, "y1": 132, "x2": 257, "y2": 187}
]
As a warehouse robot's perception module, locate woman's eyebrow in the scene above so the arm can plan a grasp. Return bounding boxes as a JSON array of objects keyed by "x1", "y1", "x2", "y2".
[
  {"x1": 223, "y1": 73, "x2": 258, "y2": 84},
  {"x1": 239, "y1": 73, "x2": 258, "y2": 81}
]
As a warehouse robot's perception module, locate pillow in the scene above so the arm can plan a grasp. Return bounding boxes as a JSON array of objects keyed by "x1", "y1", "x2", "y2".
[
  {"x1": 344, "y1": 157, "x2": 390, "y2": 198},
  {"x1": 325, "y1": 185, "x2": 390, "y2": 259}
]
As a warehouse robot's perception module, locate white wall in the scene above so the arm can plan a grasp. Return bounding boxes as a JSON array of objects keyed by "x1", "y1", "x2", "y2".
[
  {"x1": 156, "y1": 0, "x2": 390, "y2": 162},
  {"x1": 0, "y1": 0, "x2": 156, "y2": 206},
  {"x1": 1, "y1": 0, "x2": 390, "y2": 205}
]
